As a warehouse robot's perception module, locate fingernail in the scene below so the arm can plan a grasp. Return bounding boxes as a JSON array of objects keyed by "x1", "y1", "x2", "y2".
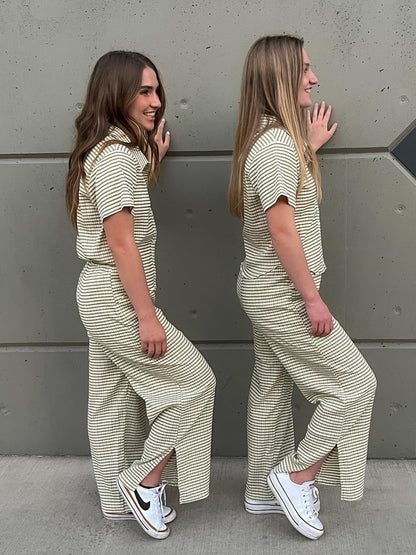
[
  {"x1": 166, "y1": 131, "x2": 170, "y2": 135},
  {"x1": 162, "y1": 118, "x2": 165, "y2": 122}
]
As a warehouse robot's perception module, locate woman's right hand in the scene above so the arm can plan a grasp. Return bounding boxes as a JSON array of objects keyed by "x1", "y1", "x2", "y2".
[
  {"x1": 304, "y1": 296, "x2": 334, "y2": 337},
  {"x1": 307, "y1": 101, "x2": 337, "y2": 152},
  {"x1": 138, "y1": 313, "x2": 167, "y2": 359},
  {"x1": 155, "y1": 118, "x2": 170, "y2": 161}
]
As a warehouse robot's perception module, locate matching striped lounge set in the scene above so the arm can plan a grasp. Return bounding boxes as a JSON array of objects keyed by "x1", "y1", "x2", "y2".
[
  {"x1": 237, "y1": 121, "x2": 377, "y2": 503},
  {"x1": 76, "y1": 126, "x2": 216, "y2": 514}
]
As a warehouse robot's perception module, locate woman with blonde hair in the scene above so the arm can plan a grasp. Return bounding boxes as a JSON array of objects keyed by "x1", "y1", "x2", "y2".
[
  {"x1": 66, "y1": 51, "x2": 215, "y2": 540},
  {"x1": 229, "y1": 35, "x2": 376, "y2": 540}
]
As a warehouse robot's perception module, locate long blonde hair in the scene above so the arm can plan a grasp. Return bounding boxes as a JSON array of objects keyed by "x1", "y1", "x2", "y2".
[
  {"x1": 66, "y1": 51, "x2": 166, "y2": 228},
  {"x1": 228, "y1": 35, "x2": 321, "y2": 219}
]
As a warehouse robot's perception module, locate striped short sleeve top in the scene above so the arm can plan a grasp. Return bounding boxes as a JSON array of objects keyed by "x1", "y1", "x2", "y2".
[
  {"x1": 240, "y1": 118, "x2": 326, "y2": 280},
  {"x1": 76, "y1": 126, "x2": 157, "y2": 293}
]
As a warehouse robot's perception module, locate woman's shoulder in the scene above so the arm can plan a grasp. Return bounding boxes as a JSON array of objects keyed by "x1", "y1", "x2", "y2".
[
  {"x1": 248, "y1": 126, "x2": 296, "y2": 167},
  {"x1": 254, "y1": 126, "x2": 295, "y2": 150},
  {"x1": 85, "y1": 129, "x2": 138, "y2": 174}
]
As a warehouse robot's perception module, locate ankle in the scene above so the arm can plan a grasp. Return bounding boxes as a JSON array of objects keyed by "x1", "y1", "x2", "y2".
[
  {"x1": 140, "y1": 480, "x2": 159, "y2": 489},
  {"x1": 289, "y1": 471, "x2": 314, "y2": 485}
]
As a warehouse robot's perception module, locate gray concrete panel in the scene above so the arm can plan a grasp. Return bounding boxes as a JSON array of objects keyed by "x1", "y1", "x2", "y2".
[
  {"x1": 152, "y1": 157, "x2": 251, "y2": 341},
  {"x1": 1, "y1": 346, "x2": 414, "y2": 458},
  {"x1": 362, "y1": 345, "x2": 416, "y2": 459},
  {"x1": 3, "y1": 154, "x2": 415, "y2": 344},
  {"x1": 317, "y1": 154, "x2": 416, "y2": 340},
  {"x1": 0, "y1": 161, "x2": 86, "y2": 343},
  {"x1": 1, "y1": 1, "x2": 415, "y2": 153},
  {"x1": 344, "y1": 155, "x2": 416, "y2": 339},
  {"x1": 0, "y1": 349, "x2": 89, "y2": 455},
  {"x1": 318, "y1": 157, "x2": 348, "y2": 323},
  {"x1": 152, "y1": 153, "x2": 416, "y2": 343},
  {"x1": 0, "y1": 158, "x2": 250, "y2": 343}
]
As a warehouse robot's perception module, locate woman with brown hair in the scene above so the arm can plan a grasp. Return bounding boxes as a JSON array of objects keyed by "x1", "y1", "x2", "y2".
[
  {"x1": 229, "y1": 35, "x2": 376, "y2": 540},
  {"x1": 66, "y1": 51, "x2": 215, "y2": 540}
]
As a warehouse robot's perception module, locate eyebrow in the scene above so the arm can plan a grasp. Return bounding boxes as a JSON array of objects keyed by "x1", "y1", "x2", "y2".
[
  {"x1": 304, "y1": 63, "x2": 310, "y2": 68},
  {"x1": 139, "y1": 85, "x2": 158, "y2": 91}
]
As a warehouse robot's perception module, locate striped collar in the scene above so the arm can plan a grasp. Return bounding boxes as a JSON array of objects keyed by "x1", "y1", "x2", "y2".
[
  {"x1": 259, "y1": 113, "x2": 280, "y2": 127},
  {"x1": 108, "y1": 126, "x2": 150, "y2": 170}
]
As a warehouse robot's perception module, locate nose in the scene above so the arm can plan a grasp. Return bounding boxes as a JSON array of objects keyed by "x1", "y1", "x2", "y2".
[
  {"x1": 151, "y1": 92, "x2": 161, "y2": 109},
  {"x1": 310, "y1": 71, "x2": 318, "y2": 85}
]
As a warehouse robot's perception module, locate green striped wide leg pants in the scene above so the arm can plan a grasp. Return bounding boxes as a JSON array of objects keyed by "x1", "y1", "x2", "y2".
[
  {"x1": 77, "y1": 263, "x2": 216, "y2": 513},
  {"x1": 237, "y1": 270, "x2": 377, "y2": 502}
]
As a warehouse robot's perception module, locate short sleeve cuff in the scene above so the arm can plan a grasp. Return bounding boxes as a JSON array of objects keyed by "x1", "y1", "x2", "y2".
[
  {"x1": 92, "y1": 147, "x2": 136, "y2": 222},
  {"x1": 249, "y1": 133, "x2": 299, "y2": 212}
]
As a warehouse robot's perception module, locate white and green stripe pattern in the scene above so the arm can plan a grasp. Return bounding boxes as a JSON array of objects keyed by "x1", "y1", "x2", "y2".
[
  {"x1": 76, "y1": 126, "x2": 157, "y2": 294},
  {"x1": 75, "y1": 129, "x2": 216, "y2": 512},
  {"x1": 241, "y1": 125, "x2": 326, "y2": 280},
  {"x1": 238, "y1": 122, "x2": 376, "y2": 502}
]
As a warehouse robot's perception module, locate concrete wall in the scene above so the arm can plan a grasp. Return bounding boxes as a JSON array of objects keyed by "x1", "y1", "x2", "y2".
[{"x1": 1, "y1": 0, "x2": 415, "y2": 457}]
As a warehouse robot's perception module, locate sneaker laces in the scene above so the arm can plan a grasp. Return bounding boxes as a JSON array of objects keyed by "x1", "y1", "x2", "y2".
[
  {"x1": 300, "y1": 483, "x2": 317, "y2": 521},
  {"x1": 310, "y1": 484, "x2": 320, "y2": 516},
  {"x1": 156, "y1": 481, "x2": 168, "y2": 515}
]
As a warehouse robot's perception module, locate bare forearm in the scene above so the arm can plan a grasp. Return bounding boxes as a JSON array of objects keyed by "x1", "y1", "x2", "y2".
[
  {"x1": 112, "y1": 243, "x2": 155, "y2": 320},
  {"x1": 271, "y1": 230, "x2": 319, "y2": 303},
  {"x1": 266, "y1": 198, "x2": 333, "y2": 336},
  {"x1": 103, "y1": 208, "x2": 166, "y2": 357},
  {"x1": 272, "y1": 228, "x2": 333, "y2": 336}
]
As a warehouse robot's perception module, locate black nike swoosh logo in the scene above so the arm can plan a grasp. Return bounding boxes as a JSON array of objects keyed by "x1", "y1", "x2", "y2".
[{"x1": 135, "y1": 490, "x2": 150, "y2": 511}]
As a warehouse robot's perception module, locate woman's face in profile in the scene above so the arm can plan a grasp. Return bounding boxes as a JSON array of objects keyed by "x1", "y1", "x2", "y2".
[
  {"x1": 129, "y1": 67, "x2": 162, "y2": 131},
  {"x1": 298, "y1": 49, "x2": 318, "y2": 108}
]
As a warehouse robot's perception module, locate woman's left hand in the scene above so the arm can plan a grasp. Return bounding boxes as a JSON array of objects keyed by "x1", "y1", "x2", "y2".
[
  {"x1": 155, "y1": 118, "x2": 170, "y2": 161},
  {"x1": 307, "y1": 101, "x2": 337, "y2": 152}
]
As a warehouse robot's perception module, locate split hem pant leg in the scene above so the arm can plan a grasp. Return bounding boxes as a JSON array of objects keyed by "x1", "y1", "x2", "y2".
[
  {"x1": 77, "y1": 263, "x2": 216, "y2": 512},
  {"x1": 87, "y1": 338, "x2": 149, "y2": 514},
  {"x1": 238, "y1": 271, "x2": 377, "y2": 502}
]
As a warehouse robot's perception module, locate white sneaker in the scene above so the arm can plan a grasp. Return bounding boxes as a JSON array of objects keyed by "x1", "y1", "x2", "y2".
[
  {"x1": 103, "y1": 503, "x2": 176, "y2": 523},
  {"x1": 244, "y1": 498, "x2": 284, "y2": 515},
  {"x1": 117, "y1": 478, "x2": 170, "y2": 540},
  {"x1": 267, "y1": 471, "x2": 324, "y2": 540}
]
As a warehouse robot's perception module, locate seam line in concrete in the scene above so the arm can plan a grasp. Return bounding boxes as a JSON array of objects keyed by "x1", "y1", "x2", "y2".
[
  {"x1": 0, "y1": 147, "x2": 390, "y2": 163},
  {"x1": 1, "y1": 341, "x2": 416, "y2": 353}
]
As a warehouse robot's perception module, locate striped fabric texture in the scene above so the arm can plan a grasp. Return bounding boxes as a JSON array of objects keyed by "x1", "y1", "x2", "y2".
[
  {"x1": 75, "y1": 128, "x2": 216, "y2": 512},
  {"x1": 77, "y1": 126, "x2": 157, "y2": 293},
  {"x1": 241, "y1": 124, "x2": 326, "y2": 280},
  {"x1": 238, "y1": 120, "x2": 377, "y2": 502}
]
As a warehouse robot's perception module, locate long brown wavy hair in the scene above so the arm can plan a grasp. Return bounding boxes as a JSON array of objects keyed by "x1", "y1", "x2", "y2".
[
  {"x1": 228, "y1": 35, "x2": 321, "y2": 219},
  {"x1": 66, "y1": 51, "x2": 166, "y2": 228}
]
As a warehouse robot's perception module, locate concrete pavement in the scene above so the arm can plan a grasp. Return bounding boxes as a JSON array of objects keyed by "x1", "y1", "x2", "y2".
[{"x1": 1, "y1": 457, "x2": 415, "y2": 554}]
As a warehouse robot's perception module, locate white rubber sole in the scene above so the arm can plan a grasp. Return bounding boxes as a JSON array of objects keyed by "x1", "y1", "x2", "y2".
[
  {"x1": 244, "y1": 498, "x2": 285, "y2": 515},
  {"x1": 267, "y1": 472, "x2": 324, "y2": 540},
  {"x1": 116, "y1": 478, "x2": 170, "y2": 540},
  {"x1": 103, "y1": 511, "x2": 136, "y2": 521},
  {"x1": 103, "y1": 508, "x2": 176, "y2": 524},
  {"x1": 163, "y1": 507, "x2": 177, "y2": 524}
]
